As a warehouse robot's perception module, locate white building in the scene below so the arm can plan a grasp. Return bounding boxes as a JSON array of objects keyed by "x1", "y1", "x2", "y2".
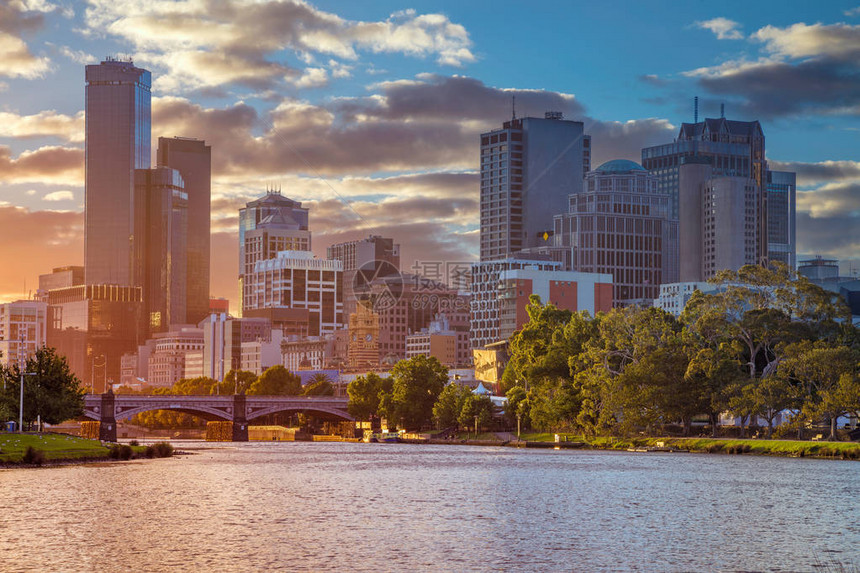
[
  {"x1": 241, "y1": 329, "x2": 285, "y2": 375},
  {"x1": 245, "y1": 251, "x2": 343, "y2": 336},
  {"x1": 147, "y1": 326, "x2": 204, "y2": 387},
  {"x1": 0, "y1": 300, "x2": 47, "y2": 368},
  {"x1": 653, "y1": 282, "x2": 721, "y2": 317}
]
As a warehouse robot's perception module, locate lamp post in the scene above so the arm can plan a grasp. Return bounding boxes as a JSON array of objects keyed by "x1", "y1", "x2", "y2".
[
  {"x1": 517, "y1": 411, "x2": 521, "y2": 440},
  {"x1": 17, "y1": 333, "x2": 36, "y2": 433}
]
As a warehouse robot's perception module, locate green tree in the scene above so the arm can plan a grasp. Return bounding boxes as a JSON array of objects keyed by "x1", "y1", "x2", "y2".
[
  {"x1": 458, "y1": 394, "x2": 494, "y2": 434},
  {"x1": 433, "y1": 383, "x2": 472, "y2": 429},
  {"x1": 503, "y1": 385, "x2": 529, "y2": 429},
  {"x1": 302, "y1": 378, "x2": 334, "y2": 396},
  {"x1": 213, "y1": 370, "x2": 257, "y2": 395},
  {"x1": 248, "y1": 366, "x2": 301, "y2": 395},
  {"x1": 347, "y1": 373, "x2": 388, "y2": 422},
  {"x1": 389, "y1": 355, "x2": 448, "y2": 430},
  {"x1": 173, "y1": 376, "x2": 218, "y2": 395},
  {"x1": 1, "y1": 347, "x2": 85, "y2": 428}
]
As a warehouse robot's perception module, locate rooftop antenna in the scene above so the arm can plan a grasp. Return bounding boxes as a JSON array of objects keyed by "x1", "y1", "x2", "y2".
[
  {"x1": 720, "y1": 103, "x2": 725, "y2": 118},
  {"x1": 512, "y1": 96, "x2": 516, "y2": 120},
  {"x1": 694, "y1": 96, "x2": 699, "y2": 123}
]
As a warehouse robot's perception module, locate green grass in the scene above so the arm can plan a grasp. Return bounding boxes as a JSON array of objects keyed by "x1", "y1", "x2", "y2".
[
  {"x1": 0, "y1": 433, "x2": 147, "y2": 463},
  {"x1": 517, "y1": 433, "x2": 860, "y2": 459}
]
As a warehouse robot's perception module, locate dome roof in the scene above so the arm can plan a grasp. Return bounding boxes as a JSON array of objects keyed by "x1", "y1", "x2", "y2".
[{"x1": 595, "y1": 159, "x2": 647, "y2": 173}]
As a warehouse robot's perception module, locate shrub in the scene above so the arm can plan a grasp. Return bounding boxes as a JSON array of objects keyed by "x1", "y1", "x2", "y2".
[
  {"x1": 22, "y1": 446, "x2": 45, "y2": 466},
  {"x1": 129, "y1": 440, "x2": 139, "y2": 447},
  {"x1": 108, "y1": 444, "x2": 133, "y2": 460},
  {"x1": 145, "y1": 442, "x2": 174, "y2": 458}
]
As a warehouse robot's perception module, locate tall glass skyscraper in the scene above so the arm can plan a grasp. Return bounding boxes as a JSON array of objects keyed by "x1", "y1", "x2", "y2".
[
  {"x1": 85, "y1": 58, "x2": 151, "y2": 286},
  {"x1": 157, "y1": 137, "x2": 211, "y2": 324},
  {"x1": 479, "y1": 113, "x2": 591, "y2": 261}
]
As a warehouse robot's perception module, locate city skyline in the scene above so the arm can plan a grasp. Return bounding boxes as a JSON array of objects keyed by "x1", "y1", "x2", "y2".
[{"x1": 1, "y1": 1, "x2": 859, "y2": 308}]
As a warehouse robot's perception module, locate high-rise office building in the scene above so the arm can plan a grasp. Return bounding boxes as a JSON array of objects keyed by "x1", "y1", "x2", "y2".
[
  {"x1": 642, "y1": 117, "x2": 767, "y2": 266},
  {"x1": 327, "y1": 235, "x2": 400, "y2": 320},
  {"x1": 480, "y1": 113, "x2": 591, "y2": 261},
  {"x1": 766, "y1": 170, "x2": 797, "y2": 268},
  {"x1": 678, "y1": 158, "x2": 760, "y2": 281},
  {"x1": 157, "y1": 137, "x2": 212, "y2": 324},
  {"x1": 134, "y1": 167, "x2": 188, "y2": 334},
  {"x1": 85, "y1": 58, "x2": 151, "y2": 286},
  {"x1": 239, "y1": 191, "x2": 310, "y2": 313},
  {"x1": 554, "y1": 160, "x2": 678, "y2": 303}
]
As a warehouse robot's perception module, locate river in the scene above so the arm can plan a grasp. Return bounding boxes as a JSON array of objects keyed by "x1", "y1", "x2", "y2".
[{"x1": 1, "y1": 442, "x2": 857, "y2": 572}]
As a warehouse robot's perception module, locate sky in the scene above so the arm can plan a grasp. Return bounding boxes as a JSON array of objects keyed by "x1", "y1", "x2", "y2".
[{"x1": 1, "y1": 0, "x2": 859, "y2": 309}]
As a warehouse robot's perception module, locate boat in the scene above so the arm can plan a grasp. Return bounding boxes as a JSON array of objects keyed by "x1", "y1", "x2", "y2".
[{"x1": 363, "y1": 431, "x2": 401, "y2": 443}]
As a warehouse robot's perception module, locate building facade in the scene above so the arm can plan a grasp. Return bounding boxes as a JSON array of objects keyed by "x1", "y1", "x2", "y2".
[
  {"x1": 327, "y1": 235, "x2": 400, "y2": 320},
  {"x1": 554, "y1": 160, "x2": 676, "y2": 304},
  {"x1": 0, "y1": 300, "x2": 47, "y2": 369},
  {"x1": 480, "y1": 113, "x2": 591, "y2": 261},
  {"x1": 244, "y1": 251, "x2": 343, "y2": 337},
  {"x1": 157, "y1": 137, "x2": 212, "y2": 324},
  {"x1": 147, "y1": 326, "x2": 204, "y2": 387},
  {"x1": 85, "y1": 58, "x2": 151, "y2": 286},
  {"x1": 200, "y1": 313, "x2": 271, "y2": 382},
  {"x1": 134, "y1": 167, "x2": 188, "y2": 335},
  {"x1": 239, "y1": 191, "x2": 310, "y2": 314},
  {"x1": 766, "y1": 170, "x2": 797, "y2": 268}
]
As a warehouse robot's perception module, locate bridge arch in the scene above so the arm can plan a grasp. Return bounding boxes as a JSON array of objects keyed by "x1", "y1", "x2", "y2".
[
  {"x1": 113, "y1": 405, "x2": 233, "y2": 422},
  {"x1": 247, "y1": 405, "x2": 354, "y2": 422}
]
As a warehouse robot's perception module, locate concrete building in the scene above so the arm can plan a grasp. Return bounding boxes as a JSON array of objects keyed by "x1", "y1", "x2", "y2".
[
  {"x1": 157, "y1": 137, "x2": 212, "y2": 324},
  {"x1": 134, "y1": 167, "x2": 188, "y2": 335},
  {"x1": 36, "y1": 266, "x2": 84, "y2": 299},
  {"x1": 244, "y1": 251, "x2": 343, "y2": 337},
  {"x1": 653, "y1": 282, "x2": 721, "y2": 317},
  {"x1": 496, "y1": 268, "x2": 613, "y2": 340},
  {"x1": 678, "y1": 158, "x2": 759, "y2": 281},
  {"x1": 480, "y1": 113, "x2": 591, "y2": 261},
  {"x1": 327, "y1": 235, "x2": 400, "y2": 319},
  {"x1": 766, "y1": 170, "x2": 797, "y2": 268},
  {"x1": 0, "y1": 300, "x2": 47, "y2": 369},
  {"x1": 470, "y1": 257, "x2": 612, "y2": 348},
  {"x1": 405, "y1": 315, "x2": 458, "y2": 367},
  {"x1": 200, "y1": 313, "x2": 271, "y2": 382},
  {"x1": 554, "y1": 159, "x2": 677, "y2": 303},
  {"x1": 147, "y1": 326, "x2": 204, "y2": 387},
  {"x1": 281, "y1": 335, "x2": 339, "y2": 372},
  {"x1": 85, "y1": 58, "x2": 151, "y2": 286},
  {"x1": 239, "y1": 190, "x2": 310, "y2": 314},
  {"x1": 241, "y1": 329, "x2": 285, "y2": 375}
]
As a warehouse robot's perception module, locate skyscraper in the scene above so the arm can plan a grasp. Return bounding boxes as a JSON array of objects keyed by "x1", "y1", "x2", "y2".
[
  {"x1": 157, "y1": 137, "x2": 212, "y2": 324},
  {"x1": 134, "y1": 167, "x2": 188, "y2": 334},
  {"x1": 85, "y1": 58, "x2": 151, "y2": 286},
  {"x1": 642, "y1": 117, "x2": 767, "y2": 265},
  {"x1": 238, "y1": 191, "x2": 311, "y2": 314},
  {"x1": 766, "y1": 170, "x2": 797, "y2": 268},
  {"x1": 480, "y1": 113, "x2": 591, "y2": 261}
]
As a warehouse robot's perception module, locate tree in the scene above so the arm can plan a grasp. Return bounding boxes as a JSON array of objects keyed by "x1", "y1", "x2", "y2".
[
  {"x1": 302, "y1": 378, "x2": 334, "y2": 396},
  {"x1": 433, "y1": 383, "x2": 472, "y2": 429},
  {"x1": 214, "y1": 370, "x2": 257, "y2": 395},
  {"x1": 173, "y1": 376, "x2": 218, "y2": 395},
  {"x1": 389, "y1": 355, "x2": 448, "y2": 430},
  {"x1": 1, "y1": 347, "x2": 84, "y2": 428},
  {"x1": 503, "y1": 385, "x2": 529, "y2": 429},
  {"x1": 458, "y1": 394, "x2": 494, "y2": 434},
  {"x1": 347, "y1": 373, "x2": 388, "y2": 422},
  {"x1": 248, "y1": 366, "x2": 301, "y2": 395}
]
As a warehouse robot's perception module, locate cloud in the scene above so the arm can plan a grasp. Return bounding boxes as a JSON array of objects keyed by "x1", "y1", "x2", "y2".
[
  {"x1": 768, "y1": 159, "x2": 860, "y2": 186},
  {"x1": 796, "y1": 211, "x2": 860, "y2": 262},
  {"x1": 685, "y1": 22, "x2": 860, "y2": 118},
  {"x1": 846, "y1": 7, "x2": 860, "y2": 17},
  {"x1": 83, "y1": 0, "x2": 474, "y2": 93},
  {"x1": 696, "y1": 17, "x2": 744, "y2": 40},
  {"x1": 638, "y1": 74, "x2": 668, "y2": 87},
  {"x1": 0, "y1": 2, "x2": 52, "y2": 79},
  {"x1": 0, "y1": 145, "x2": 83, "y2": 184},
  {"x1": 0, "y1": 206, "x2": 83, "y2": 303},
  {"x1": 43, "y1": 190, "x2": 75, "y2": 202},
  {"x1": 293, "y1": 67, "x2": 328, "y2": 89},
  {"x1": 584, "y1": 118, "x2": 676, "y2": 166},
  {"x1": 0, "y1": 110, "x2": 84, "y2": 143}
]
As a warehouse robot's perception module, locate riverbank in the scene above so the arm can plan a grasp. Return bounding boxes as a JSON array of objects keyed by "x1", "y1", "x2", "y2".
[
  {"x1": 0, "y1": 433, "x2": 173, "y2": 466},
  {"x1": 463, "y1": 433, "x2": 860, "y2": 459}
]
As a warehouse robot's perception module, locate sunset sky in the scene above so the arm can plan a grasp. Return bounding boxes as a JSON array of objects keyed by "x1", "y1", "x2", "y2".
[{"x1": 1, "y1": 0, "x2": 859, "y2": 308}]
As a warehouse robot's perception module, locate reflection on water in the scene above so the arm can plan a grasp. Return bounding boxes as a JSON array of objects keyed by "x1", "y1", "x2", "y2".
[{"x1": 1, "y1": 442, "x2": 857, "y2": 572}]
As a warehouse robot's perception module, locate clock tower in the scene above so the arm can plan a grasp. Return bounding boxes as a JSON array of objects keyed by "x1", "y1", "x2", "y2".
[{"x1": 348, "y1": 304, "x2": 380, "y2": 370}]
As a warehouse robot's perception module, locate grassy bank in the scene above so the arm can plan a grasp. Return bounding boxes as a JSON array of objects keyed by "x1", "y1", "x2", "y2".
[
  {"x1": 0, "y1": 433, "x2": 170, "y2": 465},
  {"x1": 520, "y1": 433, "x2": 860, "y2": 459}
]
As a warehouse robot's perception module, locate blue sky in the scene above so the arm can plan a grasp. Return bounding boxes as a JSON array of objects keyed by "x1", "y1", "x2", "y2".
[{"x1": 0, "y1": 0, "x2": 858, "y2": 303}]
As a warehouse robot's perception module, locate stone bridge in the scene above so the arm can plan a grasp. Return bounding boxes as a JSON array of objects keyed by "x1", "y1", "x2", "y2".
[{"x1": 82, "y1": 393, "x2": 352, "y2": 442}]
